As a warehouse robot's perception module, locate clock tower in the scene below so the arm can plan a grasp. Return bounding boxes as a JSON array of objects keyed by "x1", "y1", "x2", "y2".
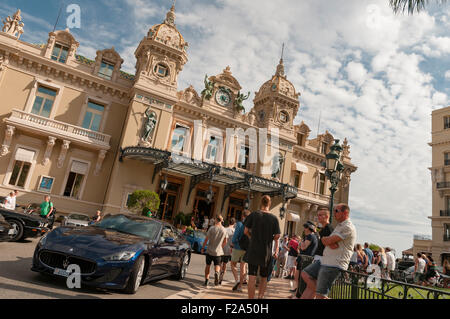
[
  {"x1": 252, "y1": 58, "x2": 300, "y2": 132},
  {"x1": 133, "y1": 4, "x2": 188, "y2": 100}
]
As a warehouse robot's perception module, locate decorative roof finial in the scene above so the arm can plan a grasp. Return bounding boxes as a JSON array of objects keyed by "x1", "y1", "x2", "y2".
[
  {"x1": 164, "y1": 0, "x2": 176, "y2": 26},
  {"x1": 275, "y1": 43, "x2": 285, "y2": 77}
]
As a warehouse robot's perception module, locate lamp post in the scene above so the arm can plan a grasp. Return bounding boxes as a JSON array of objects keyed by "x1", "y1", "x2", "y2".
[{"x1": 323, "y1": 139, "x2": 344, "y2": 223}]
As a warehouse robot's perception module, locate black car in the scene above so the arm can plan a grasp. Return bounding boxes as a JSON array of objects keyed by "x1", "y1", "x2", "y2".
[
  {"x1": 0, "y1": 208, "x2": 50, "y2": 241},
  {"x1": 32, "y1": 214, "x2": 191, "y2": 294},
  {"x1": 0, "y1": 213, "x2": 13, "y2": 242}
]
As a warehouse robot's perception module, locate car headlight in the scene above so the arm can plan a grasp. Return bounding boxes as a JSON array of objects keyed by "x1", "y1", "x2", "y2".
[
  {"x1": 38, "y1": 233, "x2": 48, "y2": 246},
  {"x1": 103, "y1": 251, "x2": 136, "y2": 261}
]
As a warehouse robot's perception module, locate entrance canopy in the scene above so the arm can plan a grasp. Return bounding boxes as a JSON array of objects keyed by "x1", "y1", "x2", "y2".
[{"x1": 120, "y1": 146, "x2": 298, "y2": 209}]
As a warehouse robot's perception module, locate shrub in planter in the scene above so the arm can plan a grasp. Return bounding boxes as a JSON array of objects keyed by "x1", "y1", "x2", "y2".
[{"x1": 127, "y1": 190, "x2": 160, "y2": 217}]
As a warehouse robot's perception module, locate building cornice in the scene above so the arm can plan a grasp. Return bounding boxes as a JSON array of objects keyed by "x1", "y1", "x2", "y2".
[{"x1": 0, "y1": 44, "x2": 131, "y2": 101}]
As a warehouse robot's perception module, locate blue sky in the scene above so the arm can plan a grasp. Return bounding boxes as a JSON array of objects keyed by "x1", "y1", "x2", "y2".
[{"x1": 2, "y1": 0, "x2": 450, "y2": 256}]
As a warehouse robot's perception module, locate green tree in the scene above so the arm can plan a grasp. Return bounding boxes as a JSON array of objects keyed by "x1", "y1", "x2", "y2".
[
  {"x1": 127, "y1": 190, "x2": 160, "y2": 217},
  {"x1": 389, "y1": 0, "x2": 447, "y2": 14}
]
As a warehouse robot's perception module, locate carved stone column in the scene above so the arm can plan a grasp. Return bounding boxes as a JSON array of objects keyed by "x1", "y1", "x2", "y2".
[
  {"x1": 57, "y1": 140, "x2": 71, "y2": 168},
  {"x1": 1, "y1": 125, "x2": 15, "y2": 156},
  {"x1": 94, "y1": 150, "x2": 107, "y2": 176},
  {"x1": 42, "y1": 136, "x2": 56, "y2": 166}
]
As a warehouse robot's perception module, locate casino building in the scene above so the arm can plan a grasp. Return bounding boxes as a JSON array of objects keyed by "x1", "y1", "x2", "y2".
[{"x1": 0, "y1": 6, "x2": 357, "y2": 234}]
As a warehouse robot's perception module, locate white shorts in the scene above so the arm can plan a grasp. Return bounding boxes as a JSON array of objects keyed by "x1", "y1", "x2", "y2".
[{"x1": 286, "y1": 256, "x2": 297, "y2": 269}]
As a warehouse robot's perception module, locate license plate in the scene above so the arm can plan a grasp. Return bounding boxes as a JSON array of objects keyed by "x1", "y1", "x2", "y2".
[
  {"x1": 53, "y1": 268, "x2": 70, "y2": 277},
  {"x1": 8, "y1": 229, "x2": 15, "y2": 235}
]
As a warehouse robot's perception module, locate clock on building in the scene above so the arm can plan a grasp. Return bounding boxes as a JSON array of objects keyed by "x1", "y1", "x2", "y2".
[{"x1": 215, "y1": 88, "x2": 231, "y2": 107}]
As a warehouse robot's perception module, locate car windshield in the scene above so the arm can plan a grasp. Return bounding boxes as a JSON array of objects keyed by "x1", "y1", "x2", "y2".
[
  {"x1": 194, "y1": 231, "x2": 206, "y2": 239},
  {"x1": 69, "y1": 214, "x2": 90, "y2": 221},
  {"x1": 93, "y1": 215, "x2": 160, "y2": 240}
]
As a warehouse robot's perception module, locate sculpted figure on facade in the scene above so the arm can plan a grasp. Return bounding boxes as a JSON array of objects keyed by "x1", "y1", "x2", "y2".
[
  {"x1": 2, "y1": 9, "x2": 24, "y2": 39},
  {"x1": 201, "y1": 74, "x2": 214, "y2": 101},
  {"x1": 141, "y1": 107, "x2": 157, "y2": 142},
  {"x1": 234, "y1": 91, "x2": 250, "y2": 113}
]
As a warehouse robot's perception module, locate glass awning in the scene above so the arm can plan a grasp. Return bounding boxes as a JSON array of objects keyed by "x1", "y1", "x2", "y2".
[{"x1": 120, "y1": 146, "x2": 298, "y2": 201}]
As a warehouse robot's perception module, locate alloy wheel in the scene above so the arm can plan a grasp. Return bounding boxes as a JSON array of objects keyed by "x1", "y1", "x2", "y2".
[{"x1": 134, "y1": 259, "x2": 145, "y2": 292}]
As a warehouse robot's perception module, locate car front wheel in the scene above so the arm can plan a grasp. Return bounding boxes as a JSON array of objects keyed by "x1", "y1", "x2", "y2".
[
  {"x1": 124, "y1": 256, "x2": 145, "y2": 294},
  {"x1": 174, "y1": 253, "x2": 190, "y2": 280},
  {"x1": 8, "y1": 220, "x2": 23, "y2": 242}
]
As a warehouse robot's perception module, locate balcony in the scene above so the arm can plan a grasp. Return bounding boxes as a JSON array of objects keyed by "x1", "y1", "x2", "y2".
[
  {"x1": 437, "y1": 182, "x2": 450, "y2": 189},
  {"x1": 296, "y1": 189, "x2": 330, "y2": 206},
  {"x1": 440, "y1": 210, "x2": 450, "y2": 217},
  {"x1": 5, "y1": 109, "x2": 111, "y2": 150}
]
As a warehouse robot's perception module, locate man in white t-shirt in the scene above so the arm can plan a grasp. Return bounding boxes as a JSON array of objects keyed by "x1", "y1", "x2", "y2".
[
  {"x1": 414, "y1": 253, "x2": 426, "y2": 284},
  {"x1": 4, "y1": 192, "x2": 15, "y2": 210},
  {"x1": 315, "y1": 203, "x2": 356, "y2": 299},
  {"x1": 10, "y1": 190, "x2": 18, "y2": 210},
  {"x1": 385, "y1": 247, "x2": 396, "y2": 279}
]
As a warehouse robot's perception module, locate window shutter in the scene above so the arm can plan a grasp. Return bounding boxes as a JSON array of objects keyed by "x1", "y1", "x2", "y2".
[
  {"x1": 70, "y1": 161, "x2": 88, "y2": 175},
  {"x1": 15, "y1": 148, "x2": 35, "y2": 162}
]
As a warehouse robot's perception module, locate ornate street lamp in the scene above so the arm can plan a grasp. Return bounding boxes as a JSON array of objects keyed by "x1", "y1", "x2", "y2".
[
  {"x1": 160, "y1": 174, "x2": 168, "y2": 192},
  {"x1": 323, "y1": 139, "x2": 344, "y2": 223},
  {"x1": 205, "y1": 185, "x2": 214, "y2": 204},
  {"x1": 244, "y1": 193, "x2": 250, "y2": 210}
]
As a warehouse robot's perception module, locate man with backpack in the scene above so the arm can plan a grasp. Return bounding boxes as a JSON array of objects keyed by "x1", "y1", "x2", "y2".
[{"x1": 230, "y1": 210, "x2": 251, "y2": 292}]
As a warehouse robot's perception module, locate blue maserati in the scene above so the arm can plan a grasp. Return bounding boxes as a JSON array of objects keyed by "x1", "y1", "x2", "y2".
[{"x1": 31, "y1": 214, "x2": 191, "y2": 294}]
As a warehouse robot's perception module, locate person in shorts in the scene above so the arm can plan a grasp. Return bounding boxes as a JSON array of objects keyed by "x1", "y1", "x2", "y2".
[
  {"x1": 219, "y1": 217, "x2": 235, "y2": 284},
  {"x1": 201, "y1": 215, "x2": 227, "y2": 287},
  {"x1": 230, "y1": 210, "x2": 251, "y2": 292},
  {"x1": 243, "y1": 195, "x2": 280, "y2": 299},
  {"x1": 301, "y1": 204, "x2": 356, "y2": 299}
]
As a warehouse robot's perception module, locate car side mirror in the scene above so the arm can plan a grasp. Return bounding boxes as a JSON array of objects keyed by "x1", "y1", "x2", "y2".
[{"x1": 165, "y1": 237, "x2": 175, "y2": 244}]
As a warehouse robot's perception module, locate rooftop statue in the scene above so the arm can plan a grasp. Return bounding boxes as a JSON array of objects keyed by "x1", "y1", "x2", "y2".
[
  {"x1": 234, "y1": 91, "x2": 250, "y2": 113},
  {"x1": 2, "y1": 9, "x2": 24, "y2": 39},
  {"x1": 201, "y1": 74, "x2": 214, "y2": 100}
]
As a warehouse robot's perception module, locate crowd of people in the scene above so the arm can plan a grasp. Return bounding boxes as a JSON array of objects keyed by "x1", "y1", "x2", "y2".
[{"x1": 197, "y1": 195, "x2": 358, "y2": 299}]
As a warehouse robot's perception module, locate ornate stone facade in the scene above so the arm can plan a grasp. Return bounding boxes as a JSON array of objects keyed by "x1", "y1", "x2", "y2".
[{"x1": 0, "y1": 6, "x2": 356, "y2": 234}]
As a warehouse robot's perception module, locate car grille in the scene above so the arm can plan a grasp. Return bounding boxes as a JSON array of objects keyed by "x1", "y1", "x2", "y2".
[{"x1": 39, "y1": 250, "x2": 96, "y2": 274}]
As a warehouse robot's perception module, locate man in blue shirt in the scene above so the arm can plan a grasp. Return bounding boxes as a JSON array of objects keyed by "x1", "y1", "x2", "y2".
[
  {"x1": 364, "y1": 242, "x2": 374, "y2": 266},
  {"x1": 230, "y1": 209, "x2": 251, "y2": 292}
]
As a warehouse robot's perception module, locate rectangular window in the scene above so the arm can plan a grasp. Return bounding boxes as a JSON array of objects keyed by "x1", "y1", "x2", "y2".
[
  {"x1": 297, "y1": 133, "x2": 304, "y2": 146},
  {"x1": 98, "y1": 60, "x2": 114, "y2": 80},
  {"x1": 319, "y1": 173, "x2": 326, "y2": 195},
  {"x1": 31, "y1": 86, "x2": 57, "y2": 118},
  {"x1": 238, "y1": 146, "x2": 250, "y2": 170},
  {"x1": 445, "y1": 224, "x2": 450, "y2": 242},
  {"x1": 321, "y1": 142, "x2": 328, "y2": 154},
  {"x1": 446, "y1": 153, "x2": 450, "y2": 166},
  {"x1": 9, "y1": 161, "x2": 31, "y2": 187},
  {"x1": 63, "y1": 161, "x2": 88, "y2": 199},
  {"x1": 294, "y1": 172, "x2": 302, "y2": 188},
  {"x1": 51, "y1": 44, "x2": 69, "y2": 63},
  {"x1": 445, "y1": 116, "x2": 450, "y2": 129},
  {"x1": 171, "y1": 125, "x2": 188, "y2": 153},
  {"x1": 205, "y1": 136, "x2": 219, "y2": 161},
  {"x1": 82, "y1": 101, "x2": 104, "y2": 132}
]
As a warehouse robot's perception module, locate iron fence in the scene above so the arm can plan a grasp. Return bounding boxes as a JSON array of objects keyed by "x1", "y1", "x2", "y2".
[{"x1": 329, "y1": 269, "x2": 450, "y2": 299}]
